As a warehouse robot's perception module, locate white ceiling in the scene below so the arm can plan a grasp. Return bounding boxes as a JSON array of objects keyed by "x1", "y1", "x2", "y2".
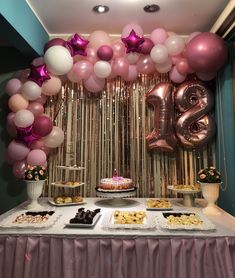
[{"x1": 26, "y1": 0, "x2": 231, "y2": 37}]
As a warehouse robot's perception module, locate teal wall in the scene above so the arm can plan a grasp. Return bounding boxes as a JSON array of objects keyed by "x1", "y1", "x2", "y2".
[
  {"x1": 0, "y1": 72, "x2": 26, "y2": 214},
  {"x1": 216, "y1": 44, "x2": 235, "y2": 216}
]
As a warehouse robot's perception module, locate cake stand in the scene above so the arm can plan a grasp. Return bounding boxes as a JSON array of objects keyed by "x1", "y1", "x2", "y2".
[
  {"x1": 167, "y1": 185, "x2": 201, "y2": 207},
  {"x1": 95, "y1": 187, "x2": 137, "y2": 207}
]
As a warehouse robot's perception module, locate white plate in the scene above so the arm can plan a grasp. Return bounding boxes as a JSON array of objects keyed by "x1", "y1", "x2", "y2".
[
  {"x1": 146, "y1": 199, "x2": 173, "y2": 211},
  {"x1": 156, "y1": 211, "x2": 216, "y2": 231},
  {"x1": 51, "y1": 182, "x2": 85, "y2": 188},
  {"x1": 56, "y1": 166, "x2": 85, "y2": 171},
  {"x1": 168, "y1": 185, "x2": 201, "y2": 194},
  {"x1": 48, "y1": 199, "x2": 86, "y2": 207},
  {"x1": 65, "y1": 213, "x2": 101, "y2": 228},
  {"x1": 0, "y1": 210, "x2": 61, "y2": 229},
  {"x1": 102, "y1": 211, "x2": 157, "y2": 230}
]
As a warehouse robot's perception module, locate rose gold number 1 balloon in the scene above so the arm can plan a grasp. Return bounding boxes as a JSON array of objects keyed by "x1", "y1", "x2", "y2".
[{"x1": 146, "y1": 83, "x2": 177, "y2": 152}]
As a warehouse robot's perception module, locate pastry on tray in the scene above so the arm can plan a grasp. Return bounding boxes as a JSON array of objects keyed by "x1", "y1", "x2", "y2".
[
  {"x1": 61, "y1": 181, "x2": 82, "y2": 186},
  {"x1": 146, "y1": 199, "x2": 171, "y2": 209},
  {"x1": 173, "y1": 184, "x2": 200, "y2": 191},
  {"x1": 54, "y1": 196, "x2": 83, "y2": 204},
  {"x1": 113, "y1": 210, "x2": 146, "y2": 224}
]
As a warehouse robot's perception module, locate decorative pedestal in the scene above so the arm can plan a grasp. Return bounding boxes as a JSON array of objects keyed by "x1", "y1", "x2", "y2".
[
  {"x1": 200, "y1": 182, "x2": 221, "y2": 215},
  {"x1": 25, "y1": 180, "x2": 45, "y2": 210}
]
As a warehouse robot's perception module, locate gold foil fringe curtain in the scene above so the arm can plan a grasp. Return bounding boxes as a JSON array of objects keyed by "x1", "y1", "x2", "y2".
[{"x1": 44, "y1": 74, "x2": 215, "y2": 198}]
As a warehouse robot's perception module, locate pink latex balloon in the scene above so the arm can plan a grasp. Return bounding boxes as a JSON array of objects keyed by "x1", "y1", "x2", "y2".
[
  {"x1": 34, "y1": 94, "x2": 48, "y2": 105},
  {"x1": 86, "y1": 47, "x2": 98, "y2": 64},
  {"x1": 113, "y1": 41, "x2": 125, "y2": 58},
  {"x1": 67, "y1": 68, "x2": 80, "y2": 83},
  {"x1": 8, "y1": 94, "x2": 29, "y2": 112},
  {"x1": 151, "y1": 28, "x2": 168, "y2": 45},
  {"x1": 196, "y1": 72, "x2": 217, "y2": 81},
  {"x1": 12, "y1": 160, "x2": 27, "y2": 179},
  {"x1": 88, "y1": 30, "x2": 112, "y2": 48},
  {"x1": 176, "y1": 58, "x2": 192, "y2": 75},
  {"x1": 16, "y1": 68, "x2": 30, "y2": 83},
  {"x1": 84, "y1": 73, "x2": 105, "y2": 93},
  {"x1": 185, "y1": 32, "x2": 227, "y2": 72},
  {"x1": 28, "y1": 102, "x2": 44, "y2": 116},
  {"x1": 136, "y1": 56, "x2": 155, "y2": 74},
  {"x1": 7, "y1": 112, "x2": 15, "y2": 127},
  {"x1": 42, "y1": 76, "x2": 62, "y2": 96},
  {"x1": 73, "y1": 60, "x2": 93, "y2": 80},
  {"x1": 169, "y1": 66, "x2": 186, "y2": 83},
  {"x1": 26, "y1": 149, "x2": 47, "y2": 166},
  {"x1": 7, "y1": 140, "x2": 30, "y2": 161},
  {"x1": 30, "y1": 140, "x2": 51, "y2": 156},
  {"x1": 122, "y1": 23, "x2": 143, "y2": 37},
  {"x1": 112, "y1": 57, "x2": 129, "y2": 77},
  {"x1": 186, "y1": 32, "x2": 201, "y2": 44},
  {"x1": 123, "y1": 65, "x2": 138, "y2": 82},
  {"x1": 97, "y1": 45, "x2": 113, "y2": 61},
  {"x1": 5, "y1": 78, "x2": 22, "y2": 96},
  {"x1": 33, "y1": 115, "x2": 53, "y2": 137},
  {"x1": 171, "y1": 54, "x2": 183, "y2": 65},
  {"x1": 32, "y1": 57, "x2": 44, "y2": 66},
  {"x1": 43, "y1": 126, "x2": 64, "y2": 148},
  {"x1": 140, "y1": 38, "x2": 154, "y2": 55}
]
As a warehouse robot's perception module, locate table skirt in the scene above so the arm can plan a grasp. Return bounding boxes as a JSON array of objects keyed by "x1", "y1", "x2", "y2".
[{"x1": 0, "y1": 236, "x2": 235, "y2": 278}]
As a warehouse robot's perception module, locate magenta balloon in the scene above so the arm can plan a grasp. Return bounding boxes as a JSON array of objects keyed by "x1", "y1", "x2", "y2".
[
  {"x1": 28, "y1": 102, "x2": 44, "y2": 116},
  {"x1": 196, "y1": 71, "x2": 217, "y2": 81},
  {"x1": 33, "y1": 115, "x2": 53, "y2": 137},
  {"x1": 73, "y1": 60, "x2": 93, "y2": 80},
  {"x1": 26, "y1": 149, "x2": 47, "y2": 166},
  {"x1": 112, "y1": 57, "x2": 129, "y2": 77},
  {"x1": 176, "y1": 58, "x2": 191, "y2": 75},
  {"x1": 169, "y1": 66, "x2": 186, "y2": 83},
  {"x1": 8, "y1": 140, "x2": 30, "y2": 161},
  {"x1": 30, "y1": 140, "x2": 51, "y2": 155},
  {"x1": 123, "y1": 65, "x2": 138, "y2": 82},
  {"x1": 12, "y1": 160, "x2": 27, "y2": 179},
  {"x1": 136, "y1": 56, "x2": 155, "y2": 74},
  {"x1": 44, "y1": 38, "x2": 67, "y2": 53},
  {"x1": 97, "y1": 45, "x2": 113, "y2": 61},
  {"x1": 185, "y1": 32, "x2": 227, "y2": 72},
  {"x1": 84, "y1": 73, "x2": 105, "y2": 93},
  {"x1": 140, "y1": 38, "x2": 154, "y2": 55},
  {"x1": 5, "y1": 78, "x2": 22, "y2": 96}
]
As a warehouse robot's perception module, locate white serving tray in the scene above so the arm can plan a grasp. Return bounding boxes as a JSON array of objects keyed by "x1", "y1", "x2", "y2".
[
  {"x1": 156, "y1": 211, "x2": 216, "y2": 231},
  {"x1": 168, "y1": 185, "x2": 201, "y2": 194},
  {"x1": 51, "y1": 182, "x2": 85, "y2": 188},
  {"x1": 146, "y1": 199, "x2": 173, "y2": 211},
  {"x1": 102, "y1": 211, "x2": 157, "y2": 230},
  {"x1": 64, "y1": 213, "x2": 101, "y2": 228},
  {"x1": 0, "y1": 210, "x2": 61, "y2": 229},
  {"x1": 48, "y1": 199, "x2": 86, "y2": 207},
  {"x1": 56, "y1": 166, "x2": 85, "y2": 171}
]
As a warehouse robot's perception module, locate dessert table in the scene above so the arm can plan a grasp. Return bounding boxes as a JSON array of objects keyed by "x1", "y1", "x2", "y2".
[{"x1": 0, "y1": 198, "x2": 235, "y2": 278}]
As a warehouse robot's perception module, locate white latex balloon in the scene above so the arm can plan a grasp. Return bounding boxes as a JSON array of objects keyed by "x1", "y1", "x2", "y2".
[
  {"x1": 150, "y1": 45, "x2": 169, "y2": 64},
  {"x1": 44, "y1": 45, "x2": 73, "y2": 75},
  {"x1": 165, "y1": 35, "x2": 185, "y2": 56},
  {"x1": 126, "y1": 53, "x2": 140, "y2": 64},
  {"x1": 43, "y1": 126, "x2": 64, "y2": 148},
  {"x1": 155, "y1": 58, "x2": 172, "y2": 73},
  {"x1": 94, "y1": 61, "x2": 112, "y2": 78},
  {"x1": 22, "y1": 81, "x2": 42, "y2": 101},
  {"x1": 14, "y1": 109, "x2": 34, "y2": 128}
]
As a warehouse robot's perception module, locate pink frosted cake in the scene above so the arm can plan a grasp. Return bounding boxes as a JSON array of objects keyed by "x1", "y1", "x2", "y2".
[{"x1": 98, "y1": 176, "x2": 133, "y2": 192}]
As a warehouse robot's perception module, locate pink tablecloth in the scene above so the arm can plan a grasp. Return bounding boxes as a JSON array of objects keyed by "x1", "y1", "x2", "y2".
[{"x1": 0, "y1": 235, "x2": 235, "y2": 278}]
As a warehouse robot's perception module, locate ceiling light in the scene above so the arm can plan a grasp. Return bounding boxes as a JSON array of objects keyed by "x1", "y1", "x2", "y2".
[
  {"x1": 93, "y1": 5, "x2": 109, "y2": 14},
  {"x1": 143, "y1": 4, "x2": 160, "y2": 13}
]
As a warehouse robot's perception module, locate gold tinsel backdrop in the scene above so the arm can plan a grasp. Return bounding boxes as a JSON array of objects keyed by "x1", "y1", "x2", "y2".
[{"x1": 43, "y1": 74, "x2": 215, "y2": 198}]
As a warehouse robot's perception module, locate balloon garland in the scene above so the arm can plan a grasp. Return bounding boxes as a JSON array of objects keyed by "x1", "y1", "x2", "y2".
[{"x1": 5, "y1": 23, "x2": 228, "y2": 177}]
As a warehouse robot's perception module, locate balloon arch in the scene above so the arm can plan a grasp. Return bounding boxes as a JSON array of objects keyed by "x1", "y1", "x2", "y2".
[{"x1": 4, "y1": 23, "x2": 228, "y2": 178}]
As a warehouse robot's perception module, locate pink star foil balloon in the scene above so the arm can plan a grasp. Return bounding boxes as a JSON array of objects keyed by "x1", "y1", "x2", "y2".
[
  {"x1": 66, "y1": 33, "x2": 89, "y2": 56},
  {"x1": 28, "y1": 64, "x2": 51, "y2": 86},
  {"x1": 121, "y1": 29, "x2": 145, "y2": 53},
  {"x1": 16, "y1": 125, "x2": 40, "y2": 147}
]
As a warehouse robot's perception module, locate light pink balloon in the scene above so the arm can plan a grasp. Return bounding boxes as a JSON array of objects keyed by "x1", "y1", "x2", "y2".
[
  {"x1": 32, "y1": 57, "x2": 44, "y2": 66},
  {"x1": 88, "y1": 30, "x2": 112, "y2": 48},
  {"x1": 22, "y1": 80, "x2": 42, "y2": 101},
  {"x1": 42, "y1": 75, "x2": 62, "y2": 96},
  {"x1": 30, "y1": 140, "x2": 51, "y2": 156},
  {"x1": 123, "y1": 65, "x2": 138, "y2": 82},
  {"x1": 151, "y1": 28, "x2": 168, "y2": 45},
  {"x1": 7, "y1": 112, "x2": 17, "y2": 137},
  {"x1": 8, "y1": 140, "x2": 30, "y2": 161},
  {"x1": 67, "y1": 68, "x2": 80, "y2": 83},
  {"x1": 176, "y1": 58, "x2": 192, "y2": 75},
  {"x1": 43, "y1": 126, "x2": 64, "y2": 148},
  {"x1": 8, "y1": 94, "x2": 29, "y2": 112},
  {"x1": 126, "y1": 53, "x2": 140, "y2": 65},
  {"x1": 186, "y1": 32, "x2": 201, "y2": 44},
  {"x1": 73, "y1": 60, "x2": 94, "y2": 80},
  {"x1": 15, "y1": 68, "x2": 30, "y2": 83},
  {"x1": 86, "y1": 47, "x2": 98, "y2": 64},
  {"x1": 7, "y1": 112, "x2": 15, "y2": 127},
  {"x1": 136, "y1": 56, "x2": 155, "y2": 74},
  {"x1": 12, "y1": 160, "x2": 27, "y2": 179},
  {"x1": 28, "y1": 102, "x2": 44, "y2": 116},
  {"x1": 34, "y1": 94, "x2": 48, "y2": 105},
  {"x1": 26, "y1": 149, "x2": 47, "y2": 166},
  {"x1": 113, "y1": 41, "x2": 125, "y2": 58},
  {"x1": 112, "y1": 57, "x2": 129, "y2": 77},
  {"x1": 5, "y1": 78, "x2": 22, "y2": 96},
  {"x1": 196, "y1": 72, "x2": 217, "y2": 81},
  {"x1": 169, "y1": 66, "x2": 186, "y2": 83},
  {"x1": 122, "y1": 23, "x2": 143, "y2": 37},
  {"x1": 84, "y1": 73, "x2": 105, "y2": 93}
]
